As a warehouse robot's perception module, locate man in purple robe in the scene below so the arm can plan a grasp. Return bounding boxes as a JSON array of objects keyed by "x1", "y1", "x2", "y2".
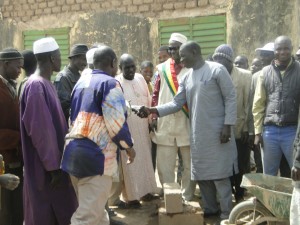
[{"x1": 20, "y1": 37, "x2": 77, "y2": 225}]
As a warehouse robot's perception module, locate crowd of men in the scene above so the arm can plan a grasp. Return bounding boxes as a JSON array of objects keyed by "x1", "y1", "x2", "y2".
[{"x1": 0, "y1": 32, "x2": 300, "y2": 225}]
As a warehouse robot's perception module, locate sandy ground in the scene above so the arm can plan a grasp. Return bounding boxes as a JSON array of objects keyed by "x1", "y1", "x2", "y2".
[
  {"x1": 111, "y1": 196, "x2": 223, "y2": 225},
  {"x1": 109, "y1": 160, "x2": 239, "y2": 225}
]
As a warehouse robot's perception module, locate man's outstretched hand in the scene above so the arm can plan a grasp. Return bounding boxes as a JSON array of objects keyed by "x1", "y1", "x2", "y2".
[{"x1": 131, "y1": 105, "x2": 152, "y2": 118}]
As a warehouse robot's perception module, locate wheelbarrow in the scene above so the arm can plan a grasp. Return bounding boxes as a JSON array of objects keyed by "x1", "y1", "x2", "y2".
[{"x1": 227, "y1": 173, "x2": 293, "y2": 225}]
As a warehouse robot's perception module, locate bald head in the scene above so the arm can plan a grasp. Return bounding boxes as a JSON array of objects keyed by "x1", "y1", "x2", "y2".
[
  {"x1": 119, "y1": 54, "x2": 136, "y2": 80},
  {"x1": 119, "y1": 54, "x2": 134, "y2": 67},
  {"x1": 93, "y1": 45, "x2": 117, "y2": 76},
  {"x1": 274, "y1": 36, "x2": 293, "y2": 64},
  {"x1": 274, "y1": 36, "x2": 292, "y2": 47},
  {"x1": 179, "y1": 41, "x2": 204, "y2": 69},
  {"x1": 180, "y1": 41, "x2": 201, "y2": 56}
]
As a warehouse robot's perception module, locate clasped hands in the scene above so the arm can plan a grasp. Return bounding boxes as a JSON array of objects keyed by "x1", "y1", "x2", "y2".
[
  {"x1": 132, "y1": 106, "x2": 232, "y2": 144},
  {"x1": 131, "y1": 105, "x2": 151, "y2": 118}
]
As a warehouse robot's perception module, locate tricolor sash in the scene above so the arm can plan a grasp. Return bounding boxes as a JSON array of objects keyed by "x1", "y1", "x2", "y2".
[{"x1": 161, "y1": 59, "x2": 189, "y2": 118}]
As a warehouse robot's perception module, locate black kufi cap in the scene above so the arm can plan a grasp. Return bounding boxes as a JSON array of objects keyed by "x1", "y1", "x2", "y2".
[
  {"x1": 0, "y1": 48, "x2": 23, "y2": 60},
  {"x1": 69, "y1": 44, "x2": 88, "y2": 58}
]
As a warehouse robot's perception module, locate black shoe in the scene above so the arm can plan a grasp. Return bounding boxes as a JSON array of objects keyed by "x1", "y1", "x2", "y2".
[
  {"x1": 203, "y1": 211, "x2": 219, "y2": 218},
  {"x1": 127, "y1": 200, "x2": 142, "y2": 209},
  {"x1": 116, "y1": 201, "x2": 130, "y2": 209},
  {"x1": 140, "y1": 193, "x2": 160, "y2": 202}
]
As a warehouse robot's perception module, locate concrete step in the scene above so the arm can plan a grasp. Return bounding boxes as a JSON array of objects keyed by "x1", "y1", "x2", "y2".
[{"x1": 163, "y1": 182, "x2": 183, "y2": 214}]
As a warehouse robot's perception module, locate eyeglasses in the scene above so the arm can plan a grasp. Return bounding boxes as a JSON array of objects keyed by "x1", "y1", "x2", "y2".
[{"x1": 168, "y1": 46, "x2": 180, "y2": 52}]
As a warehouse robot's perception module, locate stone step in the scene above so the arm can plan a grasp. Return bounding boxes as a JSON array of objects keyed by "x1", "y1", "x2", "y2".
[{"x1": 163, "y1": 182, "x2": 183, "y2": 214}]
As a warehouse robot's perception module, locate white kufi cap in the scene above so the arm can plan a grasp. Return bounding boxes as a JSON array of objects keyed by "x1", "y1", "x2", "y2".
[
  {"x1": 86, "y1": 48, "x2": 98, "y2": 64},
  {"x1": 169, "y1": 33, "x2": 188, "y2": 44},
  {"x1": 255, "y1": 42, "x2": 274, "y2": 53},
  {"x1": 33, "y1": 37, "x2": 59, "y2": 54}
]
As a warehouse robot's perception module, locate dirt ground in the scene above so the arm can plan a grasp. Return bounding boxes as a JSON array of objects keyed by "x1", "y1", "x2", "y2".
[
  {"x1": 110, "y1": 167, "x2": 229, "y2": 225},
  {"x1": 111, "y1": 193, "x2": 221, "y2": 225}
]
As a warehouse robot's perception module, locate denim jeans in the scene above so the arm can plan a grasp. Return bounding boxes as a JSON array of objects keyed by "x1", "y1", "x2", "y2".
[{"x1": 262, "y1": 125, "x2": 297, "y2": 176}]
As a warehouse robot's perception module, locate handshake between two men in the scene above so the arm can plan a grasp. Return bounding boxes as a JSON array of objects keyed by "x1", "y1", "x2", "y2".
[
  {"x1": 130, "y1": 105, "x2": 232, "y2": 144},
  {"x1": 131, "y1": 105, "x2": 156, "y2": 118}
]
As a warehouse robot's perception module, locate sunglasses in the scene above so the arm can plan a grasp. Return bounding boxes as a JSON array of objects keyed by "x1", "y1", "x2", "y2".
[{"x1": 168, "y1": 46, "x2": 180, "y2": 51}]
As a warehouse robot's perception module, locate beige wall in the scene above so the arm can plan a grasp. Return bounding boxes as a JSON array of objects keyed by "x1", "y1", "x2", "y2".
[
  {"x1": 227, "y1": 0, "x2": 300, "y2": 61},
  {"x1": 0, "y1": 0, "x2": 299, "y2": 66},
  {"x1": 0, "y1": 0, "x2": 226, "y2": 22}
]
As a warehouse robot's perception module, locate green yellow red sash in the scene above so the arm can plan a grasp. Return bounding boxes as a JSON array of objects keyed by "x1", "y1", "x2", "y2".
[{"x1": 161, "y1": 59, "x2": 189, "y2": 118}]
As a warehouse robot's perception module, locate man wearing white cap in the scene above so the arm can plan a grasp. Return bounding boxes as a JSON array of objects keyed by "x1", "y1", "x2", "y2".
[
  {"x1": 249, "y1": 42, "x2": 290, "y2": 177},
  {"x1": 81, "y1": 47, "x2": 99, "y2": 77},
  {"x1": 151, "y1": 33, "x2": 194, "y2": 200},
  {"x1": 248, "y1": 42, "x2": 275, "y2": 174},
  {"x1": 136, "y1": 41, "x2": 237, "y2": 222},
  {"x1": 253, "y1": 36, "x2": 300, "y2": 177},
  {"x1": 20, "y1": 37, "x2": 77, "y2": 225}
]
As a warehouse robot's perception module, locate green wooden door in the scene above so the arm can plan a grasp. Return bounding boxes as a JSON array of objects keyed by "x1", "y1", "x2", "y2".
[
  {"x1": 159, "y1": 15, "x2": 226, "y2": 58},
  {"x1": 23, "y1": 27, "x2": 70, "y2": 81}
]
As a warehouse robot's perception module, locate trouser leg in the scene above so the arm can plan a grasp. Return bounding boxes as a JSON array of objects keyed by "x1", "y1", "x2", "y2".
[
  {"x1": 179, "y1": 146, "x2": 196, "y2": 200},
  {"x1": 176, "y1": 149, "x2": 183, "y2": 184},
  {"x1": 156, "y1": 145, "x2": 177, "y2": 188},
  {"x1": 151, "y1": 141, "x2": 157, "y2": 172},
  {"x1": 279, "y1": 156, "x2": 291, "y2": 178},
  {"x1": 197, "y1": 180, "x2": 218, "y2": 214},
  {"x1": 233, "y1": 139, "x2": 250, "y2": 200},
  {"x1": 214, "y1": 178, "x2": 232, "y2": 219},
  {"x1": 108, "y1": 157, "x2": 123, "y2": 206},
  {"x1": 70, "y1": 175, "x2": 112, "y2": 225},
  {"x1": 280, "y1": 126, "x2": 297, "y2": 173},
  {"x1": 253, "y1": 145, "x2": 263, "y2": 173},
  {"x1": 262, "y1": 126, "x2": 282, "y2": 176}
]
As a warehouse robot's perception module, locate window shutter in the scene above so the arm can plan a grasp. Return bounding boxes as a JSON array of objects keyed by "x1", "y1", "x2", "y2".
[
  {"x1": 23, "y1": 27, "x2": 70, "y2": 81},
  {"x1": 159, "y1": 15, "x2": 226, "y2": 58}
]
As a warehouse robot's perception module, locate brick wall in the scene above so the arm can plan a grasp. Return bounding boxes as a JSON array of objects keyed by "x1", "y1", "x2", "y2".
[{"x1": 0, "y1": 0, "x2": 226, "y2": 22}]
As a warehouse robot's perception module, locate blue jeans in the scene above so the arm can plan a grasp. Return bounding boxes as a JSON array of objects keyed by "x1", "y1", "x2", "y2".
[{"x1": 262, "y1": 125, "x2": 297, "y2": 176}]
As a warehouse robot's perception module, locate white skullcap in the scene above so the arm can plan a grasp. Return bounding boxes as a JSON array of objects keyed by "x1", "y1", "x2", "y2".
[
  {"x1": 86, "y1": 48, "x2": 98, "y2": 64},
  {"x1": 255, "y1": 42, "x2": 274, "y2": 53},
  {"x1": 169, "y1": 33, "x2": 188, "y2": 44},
  {"x1": 33, "y1": 37, "x2": 59, "y2": 54},
  {"x1": 296, "y1": 49, "x2": 300, "y2": 56}
]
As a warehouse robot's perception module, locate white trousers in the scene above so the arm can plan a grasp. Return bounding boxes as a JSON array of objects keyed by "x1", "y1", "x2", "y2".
[
  {"x1": 156, "y1": 144, "x2": 195, "y2": 200},
  {"x1": 290, "y1": 187, "x2": 300, "y2": 225},
  {"x1": 70, "y1": 175, "x2": 112, "y2": 225}
]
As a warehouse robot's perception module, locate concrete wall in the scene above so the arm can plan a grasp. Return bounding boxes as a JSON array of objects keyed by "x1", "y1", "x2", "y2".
[
  {"x1": 0, "y1": 0, "x2": 299, "y2": 65},
  {"x1": 72, "y1": 12, "x2": 152, "y2": 65},
  {"x1": 0, "y1": 0, "x2": 225, "y2": 22},
  {"x1": 227, "y1": 0, "x2": 300, "y2": 61}
]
